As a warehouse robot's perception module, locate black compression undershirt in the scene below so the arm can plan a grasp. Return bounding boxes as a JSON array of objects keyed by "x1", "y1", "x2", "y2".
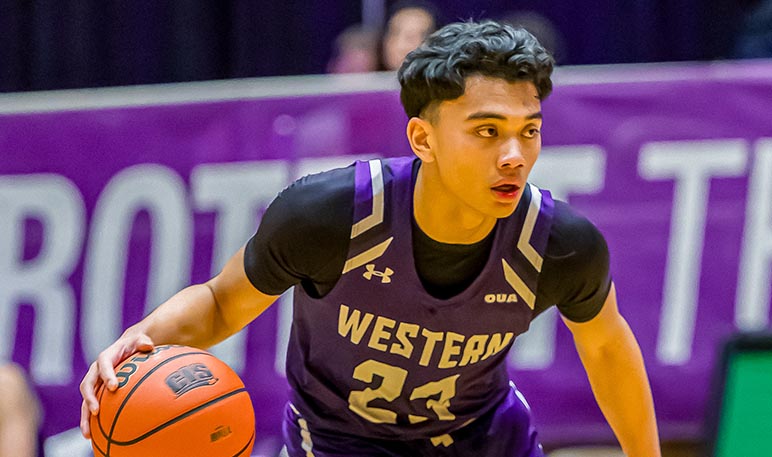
[{"x1": 244, "y1": 164, "x2": 611, "y2": 322}]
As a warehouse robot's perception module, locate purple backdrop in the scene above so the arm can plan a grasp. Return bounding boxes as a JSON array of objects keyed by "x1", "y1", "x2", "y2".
[{"x1": 2, "y1": 61, "x2": 771, "y2": 454}]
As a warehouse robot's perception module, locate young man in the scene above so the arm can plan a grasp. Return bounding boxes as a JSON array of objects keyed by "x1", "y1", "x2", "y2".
[{"x1": 80, "y1": 21, "x2": 660, "y2": 456}]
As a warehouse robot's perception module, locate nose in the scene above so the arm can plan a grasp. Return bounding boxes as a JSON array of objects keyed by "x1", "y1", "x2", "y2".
[{"x1": 497, "y1": 139, "x2": 527, "y2": 170}]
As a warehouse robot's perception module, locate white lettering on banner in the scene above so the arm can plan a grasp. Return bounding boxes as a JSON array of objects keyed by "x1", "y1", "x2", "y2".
[
  {"x1": 511, "y1": 145, "x2": 607, "y2": 370},
  {"x1": 529, "y1": 145, "x2": 607, "y2": 201},
  {"x1": 274, "y1": 292, "x2": 295, "y2": 376},
  {"x1": 0, "y1": 175, "x2": 84, "y2": 384},
  {"x1": 43, "y1": 427, "x2": 93, "y2": 457},
  {"x1": 639, "y1": 139, "x2": 748, "y2": 365},
  {"x1": 737, "y1": 140, "x2": 772, "y2": 330},
  {"x1": 5, "y1": 143, "x2": 772, "y2": 383},
  {"x1": 0, "y1": 156, "x2": 364, "y2": 383},
  {"x1": 191, "y1": 161, "x2": 290, "y2": 371},
  {"x1": 81, "y1": 165, "x2": 192, "y2": 362}
]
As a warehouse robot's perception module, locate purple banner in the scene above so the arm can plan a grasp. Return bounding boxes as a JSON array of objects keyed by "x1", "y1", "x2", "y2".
[{"x1": 1, "y1": 62, "x2": 771, "y2": 454}]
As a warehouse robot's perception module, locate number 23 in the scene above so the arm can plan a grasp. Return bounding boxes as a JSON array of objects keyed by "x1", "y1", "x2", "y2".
[{"x1": 347, "y1": 359, "x2": 460, "y2": 425}]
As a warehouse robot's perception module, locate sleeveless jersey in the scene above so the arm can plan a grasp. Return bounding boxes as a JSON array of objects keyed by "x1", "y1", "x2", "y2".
[{"x1": 286, "y1": 156, "x2": 554, "y2": 440}]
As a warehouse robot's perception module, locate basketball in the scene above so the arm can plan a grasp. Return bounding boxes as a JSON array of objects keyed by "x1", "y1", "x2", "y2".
[{"x1": 90, "y1": 345, "x2": 255, "y2": 457}]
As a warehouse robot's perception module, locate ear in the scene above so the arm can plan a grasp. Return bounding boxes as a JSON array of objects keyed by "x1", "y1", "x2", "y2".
[{"x1": 406, "y1": 117, "x2": 435, "y2": 163}]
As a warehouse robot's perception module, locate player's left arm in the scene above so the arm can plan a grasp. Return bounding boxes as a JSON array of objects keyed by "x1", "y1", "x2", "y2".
[{"x1": 561, "y1": 283, "x2": 661, "y2": 457}]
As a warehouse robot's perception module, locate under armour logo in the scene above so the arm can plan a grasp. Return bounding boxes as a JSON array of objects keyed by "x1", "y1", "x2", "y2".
[{"x1": 363, "y1": 264, "x2": 393, "y2": 283}]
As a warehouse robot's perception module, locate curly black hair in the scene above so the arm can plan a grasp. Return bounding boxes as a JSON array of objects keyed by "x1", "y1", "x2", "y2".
[{"x1": 398, "y1": 20, "x2": 555, "y2": 119}]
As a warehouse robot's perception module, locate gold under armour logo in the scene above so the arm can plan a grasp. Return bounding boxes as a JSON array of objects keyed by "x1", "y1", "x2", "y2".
[{"x1": 363, "y1": 264, "x2": 393, "y2": 283}]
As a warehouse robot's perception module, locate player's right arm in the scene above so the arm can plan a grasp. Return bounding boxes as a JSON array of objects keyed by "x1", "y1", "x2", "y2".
[
  {"x1": 79, "y1": 246, "x2": 279, "y2": 438},
  {"x1": 80, "y1": 165, "x2": 355, "y2": 439}
]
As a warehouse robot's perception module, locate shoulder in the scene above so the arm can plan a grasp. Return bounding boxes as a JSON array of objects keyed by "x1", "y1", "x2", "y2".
[
  {"x1": 0, "y1": 363, "x2": 27, "y2": 388},
  {"x1": 269, "y1": 165, "x2": 356, "y2": 225},
  {"x1": 547, "y1": 199, "x2": 608, "y2": 261},
  {"x1": 0, "y1": 363, "x2": 39, "y2": 414},
  {"x1": 536, "y1": 199, "x2": 612, "y2": 322},
  {"x1": 244, "y1": 164, "x2": 356, "y2": 295}
]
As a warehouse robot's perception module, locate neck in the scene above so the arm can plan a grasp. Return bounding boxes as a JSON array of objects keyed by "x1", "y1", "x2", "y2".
[{"x1": 413, "y1": 164, "x2": 497, "y2": 244}]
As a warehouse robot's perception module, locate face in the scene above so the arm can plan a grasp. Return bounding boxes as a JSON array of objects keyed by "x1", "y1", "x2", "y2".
[
  {"x1": 417, "y1": 75, "x2": 543, "y2": 219},
  {"x1": 382, "y1": 8, "x2": 434, "y2": 71}
]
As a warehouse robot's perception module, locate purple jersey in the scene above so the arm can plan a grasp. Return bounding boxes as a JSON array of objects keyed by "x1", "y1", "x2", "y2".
[{"x1": 286, "y1": 157, "x2": 554, "y2": 440}]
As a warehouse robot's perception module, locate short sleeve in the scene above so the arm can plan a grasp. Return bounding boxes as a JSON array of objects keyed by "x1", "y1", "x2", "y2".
[
  {"x1": 243, "y1": 166, "x2": 355, "y2": 297},
  {"x1": 535, "y1": 201, "x2": 612, "y2": 323}
]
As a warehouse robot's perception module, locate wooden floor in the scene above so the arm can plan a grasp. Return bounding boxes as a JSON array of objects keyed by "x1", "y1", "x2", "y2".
[{"x1": 547, "y1": 440, "x2": 702, "y2": 457}]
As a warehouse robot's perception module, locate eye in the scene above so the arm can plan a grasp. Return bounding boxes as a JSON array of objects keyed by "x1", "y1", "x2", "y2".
[
  {"x1": 523, "y1": 127, "x2": 541, "y2": 139},
  {"x1": 475, "y1": 126, "x2": 498, "y2": 138}
]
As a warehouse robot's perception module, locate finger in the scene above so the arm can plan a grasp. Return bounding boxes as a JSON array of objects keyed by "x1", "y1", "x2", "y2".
[
  {"x1": 97, "y1": 337, "x2": 152, "y2": 391},
  {"x1": 80, "y1": 399, "x2": 92, "y2": 439},
  {"x1": 97, "y1": 353, "x2": 120, "y2": 392},
  {"x1": 79, "y1": 363, "x2": 102, "y2": 414},
  {"x1": 134, "y1": 334, "x2": 155, "y2": 353}
]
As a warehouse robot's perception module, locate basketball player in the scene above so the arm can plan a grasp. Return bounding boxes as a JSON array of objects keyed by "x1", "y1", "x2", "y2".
[{"x1": 80, "y1": 21, "x2": 661, "y2": 456}]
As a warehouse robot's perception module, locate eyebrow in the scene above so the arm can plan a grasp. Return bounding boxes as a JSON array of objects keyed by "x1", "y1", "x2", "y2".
[{"x1": 465, "y1": 111, "x2": 543, "y2": 121}]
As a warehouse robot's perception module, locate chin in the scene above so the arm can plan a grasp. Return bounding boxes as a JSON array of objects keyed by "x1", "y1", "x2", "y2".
[{"x1": 489, "y1": 203, "x2": 518, "y2": 219}]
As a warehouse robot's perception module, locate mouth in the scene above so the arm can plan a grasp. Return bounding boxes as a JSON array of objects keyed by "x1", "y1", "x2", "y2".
[{"x1": 490, "y1": 183, "x2": 521, "y2": 200}]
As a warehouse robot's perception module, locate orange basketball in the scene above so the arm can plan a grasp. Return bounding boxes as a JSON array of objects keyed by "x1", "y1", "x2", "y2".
[{"x1": 90, "y1": 345, "x2": 255, "y2": 457}]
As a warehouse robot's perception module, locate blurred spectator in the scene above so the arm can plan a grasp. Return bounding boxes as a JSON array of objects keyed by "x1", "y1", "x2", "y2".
[
  {"x1": 327, "y1": 24, "x2": 380, "y2": 74},
  {"x1": 378, "y1": 1, "x2": 439, "y2": 71},
  {"x1": 0, "y1": 363, "x2": 42, "y2": 457},
  {"x1": 732, "y1": 0, "x2": 772, "y2": 58},
  {"x1": 499, "y1": 11, "x2": 567, "y2": 64}
]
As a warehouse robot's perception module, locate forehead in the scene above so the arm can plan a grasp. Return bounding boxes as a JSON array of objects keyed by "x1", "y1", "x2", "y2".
[{"x1": 438, "y1": 75, "x2": 541, "y2": 118}]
